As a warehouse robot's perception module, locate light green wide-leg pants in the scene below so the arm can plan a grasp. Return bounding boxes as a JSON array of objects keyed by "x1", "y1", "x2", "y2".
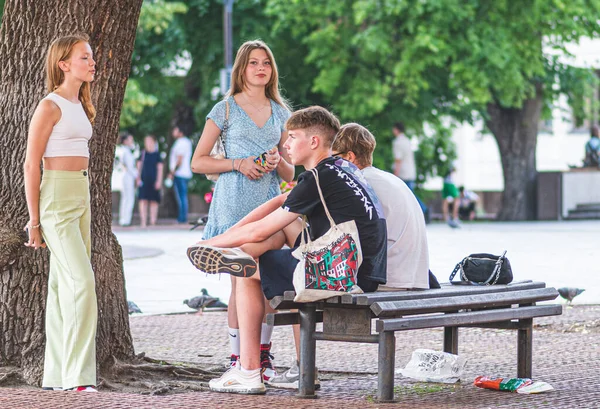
[{"x1": 39, "y1": 170, "x2": 97, "y2": 390}]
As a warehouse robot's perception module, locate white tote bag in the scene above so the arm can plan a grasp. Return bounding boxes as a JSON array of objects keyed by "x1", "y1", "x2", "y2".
[{"x1": 292, "y1": 168, "x2": 363, "y2": 302}]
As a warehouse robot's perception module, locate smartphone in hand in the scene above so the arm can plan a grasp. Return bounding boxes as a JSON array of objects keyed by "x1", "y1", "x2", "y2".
[{"x1": 254, "y1": 151, "x2": 269, "y2": 167}]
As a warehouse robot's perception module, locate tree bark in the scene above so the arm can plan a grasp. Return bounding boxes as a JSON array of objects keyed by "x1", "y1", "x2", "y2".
[
  {"x1": 0, "y1": 0, "x2": 142, "y2": 385},
  {"x1": 486, "y1": 84, "x2": 544, "y2": 221}
]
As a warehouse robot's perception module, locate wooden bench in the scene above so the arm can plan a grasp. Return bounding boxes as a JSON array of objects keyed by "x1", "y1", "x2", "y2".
[{"x1": 268, "y1": 280, "x2": 562, "y2": 402}]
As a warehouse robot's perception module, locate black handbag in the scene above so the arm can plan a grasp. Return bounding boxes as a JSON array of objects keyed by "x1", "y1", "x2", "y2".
[{"x1": 449, "y1": 250, "x2": 513, "y2": 285}]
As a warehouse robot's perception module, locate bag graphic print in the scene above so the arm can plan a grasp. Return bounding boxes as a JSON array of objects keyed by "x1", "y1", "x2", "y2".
[{"x1": 292, "y1": 168, "x2": 363, "y2": 302}]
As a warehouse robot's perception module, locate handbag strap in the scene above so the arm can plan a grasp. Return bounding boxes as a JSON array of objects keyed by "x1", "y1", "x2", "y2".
[
  {"x1": 449, "y1": 257, "x2": 467, "y2": 283},
  {"x1": 218, "y1": 100, "x2": 230, "y2": 157},
  {"x1": 484, "y1": 250, "x2": 507, "y2": 285}
]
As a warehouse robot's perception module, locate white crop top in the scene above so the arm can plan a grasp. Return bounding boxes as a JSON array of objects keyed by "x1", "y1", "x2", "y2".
[{"x1": 43, "y1": 93, "x2": 93, "y2": 158}]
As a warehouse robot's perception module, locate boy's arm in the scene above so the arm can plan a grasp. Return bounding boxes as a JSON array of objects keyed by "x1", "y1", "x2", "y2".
[
  {"x1": 202, "y1": 207, "x2": 299, "y2": 248},
  {"x1": 231, "y1": 192, "x2": 290, "y2": 230}
]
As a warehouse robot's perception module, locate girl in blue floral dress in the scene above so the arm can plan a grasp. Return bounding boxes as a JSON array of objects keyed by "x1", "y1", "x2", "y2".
[{"x1": 191, "y1": 40, "x2": 294, "y2": 379}]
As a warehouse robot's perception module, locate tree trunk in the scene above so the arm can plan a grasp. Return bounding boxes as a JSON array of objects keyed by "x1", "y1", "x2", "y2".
[
  {"x1": 0, "y1": 0, "x2": 142, "y2": 385},
  {"x1": 486, "y1": 84, "x2": 543, "y2": 221}
]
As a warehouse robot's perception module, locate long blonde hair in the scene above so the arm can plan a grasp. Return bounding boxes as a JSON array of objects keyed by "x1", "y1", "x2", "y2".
[
  {"x1": 45, "y1": 34, "x2": 96, "y2": 123},
  {"x1": 227, "y1": 40, "x2": 290, "y2": 111}
]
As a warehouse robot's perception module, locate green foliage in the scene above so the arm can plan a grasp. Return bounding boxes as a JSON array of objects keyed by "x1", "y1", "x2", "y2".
[
  {"x1": 120, "y1": 79, "x2": 158, "y2": 128},
  {"x1": 546, "y1": 57, "x2": 599, "y2": 127},
  {"x1": 266, "y1": 0, "x2": 600, "y2": 182},
  {"x1": 0, "y1": 0, "x2": 4, "y2": 23},
  {"x1": 124, "y1": 0, "x2": 600, "y2": 194},
  {"x1": 132, "y1": 0, "x2": 188, "y2": 77}
]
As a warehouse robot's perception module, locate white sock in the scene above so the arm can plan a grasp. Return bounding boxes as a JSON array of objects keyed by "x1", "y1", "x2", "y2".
[
  {"x1": 260, "y1": 323, "x2": 274, "y2": 345},
  {"x1": 228, "y1": 327, "x2": 240, "y2": 356},
  {"x1": 240, "y1": 365, "x2": 260, "y2": 375}
]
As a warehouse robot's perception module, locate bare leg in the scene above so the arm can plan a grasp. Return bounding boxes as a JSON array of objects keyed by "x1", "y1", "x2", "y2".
[
  {"x1": 241, "y1": 231, "x2": 286, "y2": 259},
  {"x1": 237, "y1": 273, "x2": 264, "y2": 370},
  {"x1": 292, "y1": 323, "x2": 300, "y2": 361},
  {"x1": 452, "y1": 199, "x2": 459, "y2": 221},
  {"x1": 442, "y1": 199, "x2": 449, "y2": 221},
  {"x1": 139, "y1": 200, "x2": 148, "y2": 228},
  {"x1": 228, "y1": 276, "x2": 238, "y2": 329},
  {"x1": 149, "y1": 201, "x2": 159, "y2": 226}
]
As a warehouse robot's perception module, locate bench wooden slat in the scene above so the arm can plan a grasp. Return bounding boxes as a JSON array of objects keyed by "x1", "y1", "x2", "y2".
[
  {"x1": 345, "y1": 280, "x2": 545, "y2": 306},
  {"x1": 267, "y1": 311, "x2": 324, "y2": 326},
  {"x1": 270, "y1": 291, "x2": 342, "y2": 309},
  {"x1": 375, "y1": 304, "x2": 562, "y2": 332},
  {"x1": 371, "y1": 287, "x2": 558, "y2": 317}
]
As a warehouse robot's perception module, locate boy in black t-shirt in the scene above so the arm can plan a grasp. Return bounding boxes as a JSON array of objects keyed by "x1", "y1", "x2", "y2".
[{"x1": 188, "y1": 106, "x2": 387, "y2": 395}]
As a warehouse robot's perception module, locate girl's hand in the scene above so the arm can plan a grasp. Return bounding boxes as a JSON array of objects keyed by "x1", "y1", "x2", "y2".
[
  {"x1": 155, "y1": 179, "x2": 162, "y2": 191},
  {"x1": 263, "y1": 148, "x2": 281, "y2": 173},
  {"x1": 24, "y1": 223, "x2": 46, "y2": 249},
  {"x1": 238, "y1": 157, "x2": 265, "y2": 180}
]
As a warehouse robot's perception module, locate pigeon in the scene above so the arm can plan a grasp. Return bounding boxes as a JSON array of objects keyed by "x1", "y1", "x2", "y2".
[
  {"x1": 128, "y1": 300, "x2": 142, "y2": 314},
  {"x1": 557, "y1": 287, "x2": 585, "y2": 304},
  {"x1": 190, "y1": 216, "x2": 209, "y2": 231},
  {"x1": 183, "y1": 288, "x2": 228, "y2": 313}
]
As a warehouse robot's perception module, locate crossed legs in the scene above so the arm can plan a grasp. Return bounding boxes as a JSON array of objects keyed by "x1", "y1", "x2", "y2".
[{"x1": 235, "y1": 222, "x2": 302, "y2": 371}]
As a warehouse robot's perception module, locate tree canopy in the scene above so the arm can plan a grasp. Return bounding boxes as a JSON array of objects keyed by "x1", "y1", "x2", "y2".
[{"x1": 120, "y1": 0, "x2": 600, "y2": 217}]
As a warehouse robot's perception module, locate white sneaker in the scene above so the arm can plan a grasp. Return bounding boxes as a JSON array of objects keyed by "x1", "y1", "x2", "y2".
[
  {"x1": 187, "y1": 245, "x2": 257, "y2": 277},
  {"x1": 209, "y1": 365, "x2": 266, "y2": 395},
  {"x1": 266, "y1": 360, "x2": 320, "y2": 390}
]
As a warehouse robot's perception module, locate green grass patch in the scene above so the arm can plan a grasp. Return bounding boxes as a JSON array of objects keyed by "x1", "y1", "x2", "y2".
[
  {"x1": 394, "y1": 383, "x2": 458, "y2": 395},
  {"x1": 365, "y1": 382, "x2": 461, "y2": 401}
]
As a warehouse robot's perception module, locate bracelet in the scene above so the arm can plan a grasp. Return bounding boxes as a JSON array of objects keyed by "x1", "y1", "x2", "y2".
[
  {"x1": 237, "y1": 158, "x2": 244, "y2": 172},
  {"x1": 232, "y1": 158, "x2": 235, "y2": 172},
  {"x1": 28, "y1": 222, "x2": 41, "y2": 229}
]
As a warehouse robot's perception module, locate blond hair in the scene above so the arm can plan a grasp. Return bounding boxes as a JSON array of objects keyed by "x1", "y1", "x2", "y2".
[
  {"x1": 333, "y1": 123, "x2": 376, "y2": 168},
  {"x1": 286, "y1": 106, "x2": 341, "y2": 148},
  {"x1": 45, "y1": 34, "x2": 96, "y2": 123},
  {"x1": 227, "y1": 40, "x2": 290, "y2": 111}
]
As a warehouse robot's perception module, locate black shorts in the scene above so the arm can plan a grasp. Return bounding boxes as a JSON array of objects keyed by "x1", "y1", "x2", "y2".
[{"x1": 259, "y1": 247, "x2": 299, "y2": 300}]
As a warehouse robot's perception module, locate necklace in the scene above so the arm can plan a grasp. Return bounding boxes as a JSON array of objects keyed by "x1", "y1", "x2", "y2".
[{"x1": 242, "y1": 94, "x2": 269, "y2": 112}]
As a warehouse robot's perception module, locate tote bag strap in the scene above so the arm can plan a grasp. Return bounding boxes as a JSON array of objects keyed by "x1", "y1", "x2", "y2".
[
  {"x1": 299, "y1": 215, "x2": 310, "y2": 249},
  {"x1": 309, "y1": 168, "x2": 336, "y2": 229}
]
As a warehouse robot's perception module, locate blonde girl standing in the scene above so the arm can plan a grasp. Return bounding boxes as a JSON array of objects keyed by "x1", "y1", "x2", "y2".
[{"x1": 23, "y1": 34, "x2": 98, "y2": 392}]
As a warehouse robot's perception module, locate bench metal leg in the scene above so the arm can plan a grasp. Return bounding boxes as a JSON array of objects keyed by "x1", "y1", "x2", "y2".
[
  {"x1": 443, "y1": 327, "x2": 458, "y2": 355},
  {"x1": 298, "y1": 304, "x2": 317, "y2": 398},
  {"x1": 517, "y1": 318, "x2": 533, "y2": 378},
  {"x1": 377, "y1": 331, "x2": 396, "y2": 402}
]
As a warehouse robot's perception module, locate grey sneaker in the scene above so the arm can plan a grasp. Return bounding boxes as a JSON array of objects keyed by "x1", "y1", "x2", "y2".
[{"x1": 266, "y1": 360, "x2": 320, "y2": 390}]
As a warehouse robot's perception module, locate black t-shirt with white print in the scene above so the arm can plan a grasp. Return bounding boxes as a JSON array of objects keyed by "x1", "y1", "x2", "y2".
[{"x1": 282, "y1": 157, "x2": 387, "y2": 289}]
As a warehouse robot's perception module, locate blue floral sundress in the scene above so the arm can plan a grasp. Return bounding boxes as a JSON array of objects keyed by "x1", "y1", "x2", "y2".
[{"x1": 203, "y1": 96, "x2": 291, "y2": 239}]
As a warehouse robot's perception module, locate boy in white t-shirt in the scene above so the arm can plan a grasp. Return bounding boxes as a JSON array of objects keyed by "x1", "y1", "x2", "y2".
[{"x1": 334, "y1": 123, "x2": 429, "y2": 290}]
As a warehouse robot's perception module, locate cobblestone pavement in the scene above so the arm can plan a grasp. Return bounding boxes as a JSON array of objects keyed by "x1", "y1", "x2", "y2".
[{"x1": 3, "y1": 305, "x2": 598, "y2": 408}]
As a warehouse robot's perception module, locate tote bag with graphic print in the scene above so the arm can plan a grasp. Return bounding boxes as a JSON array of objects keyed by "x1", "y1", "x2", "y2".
[{"x1": 292, "y1": 168, "x2": 363, "y2": 302}]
